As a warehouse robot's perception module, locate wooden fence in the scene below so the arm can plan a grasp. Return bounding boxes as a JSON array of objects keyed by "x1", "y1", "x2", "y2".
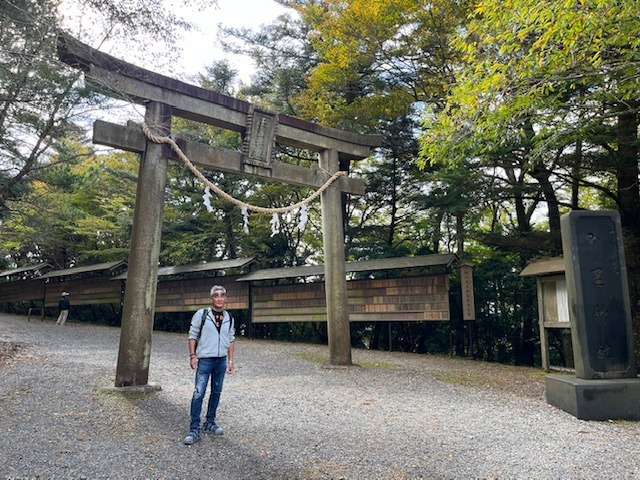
[
  {"x1": 1, "y1": 273, "x2": 453, "y2": 323},
  {"x1": 154, "y1": 276, "x2": 248, "y2": 312},
  {"x1": 251, "y1": 275, "x2": 450, "y2": 323},
  {"x1": 44, "y1": 278, "x2": 122, "y2": 307}
]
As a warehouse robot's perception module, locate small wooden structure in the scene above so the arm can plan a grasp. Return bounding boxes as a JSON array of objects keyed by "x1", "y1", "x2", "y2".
[{"x1": 520, "y1": 256, "x2": 571, "y2": 371}]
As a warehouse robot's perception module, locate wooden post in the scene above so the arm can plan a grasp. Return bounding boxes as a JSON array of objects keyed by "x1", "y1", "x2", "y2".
[
  {"x1": 115, "y1": 102, "x2": 171, "y2": 387},
  {"x1": 536, "y1": 278, "x2": 550, "y2": 371},
  {"x1": 320, "y1": 148, "x2": 352, "y2": 366},
  {"x1": 41, "y1": 282, "x2": 47, "y2": 321},
  {"x1": 246, "y1": 281, "x2": 254, "y2": 338}
]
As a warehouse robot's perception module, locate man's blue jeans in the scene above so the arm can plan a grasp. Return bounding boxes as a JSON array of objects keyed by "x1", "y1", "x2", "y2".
[{"x1": 190, "y1": 357, "x2": 227, "y2": 432}]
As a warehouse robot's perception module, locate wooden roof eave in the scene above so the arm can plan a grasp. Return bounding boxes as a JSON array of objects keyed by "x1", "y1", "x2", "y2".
[
  {"x1": 520, "y1": 257, "x2": 565, "y2": 277},
  {"x1": 236, "y1": 254, "x2": 458, "y2": 282}
]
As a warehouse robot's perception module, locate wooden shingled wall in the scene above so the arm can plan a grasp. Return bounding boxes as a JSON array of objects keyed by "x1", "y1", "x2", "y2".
[
  {"x1": 251, "y1": 275, "x2": 450, "y2": 323},
  {"x1": 1, "y1": 276, "x2": 249, "y2": 310},
  {"x1": 154, "y1": 276, "x2": 248, "y2": 312},
  {"x1": 1, "y1": 273, "x2": 450, "y2": 321},
  {"x1": 44, "y1": 278, "x2": 122, "y2": 306},
  {"x1": 0, "y1": 279, "x2": 44, "y2": 303}
]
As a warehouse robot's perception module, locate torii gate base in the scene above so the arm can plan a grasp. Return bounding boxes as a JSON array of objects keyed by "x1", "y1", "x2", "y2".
[
  {"x1": 99, "y1": 383, "x2": 162, "y2": 395},
  {"x1": 58, "y1": 35, "x2": 381, "y2": 387}
]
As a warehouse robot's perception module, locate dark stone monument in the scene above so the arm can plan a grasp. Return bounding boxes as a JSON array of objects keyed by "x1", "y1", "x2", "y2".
[{"x1": 545, "y1": 210, "x2": 640, "y2": 420}]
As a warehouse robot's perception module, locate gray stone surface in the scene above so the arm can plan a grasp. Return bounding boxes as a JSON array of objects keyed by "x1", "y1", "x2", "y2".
[
  {"x1": 3, "y1": 313, "x2": 640, "y2": 479},
  {"x1": 560, "y1": 210, "x2": 635, "y2": 379},
  {"x1": 546, "y1": 374, "x2": 640, "y2": 420}
]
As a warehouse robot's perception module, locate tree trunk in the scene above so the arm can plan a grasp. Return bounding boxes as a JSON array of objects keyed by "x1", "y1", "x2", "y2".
[
  {"x1": 571, "y1": 138, "x2": 582, "y2": 209},
  {"x1": 616, "y1": 108, "x2": 640, "y2": 234},
  {"x1": 387, "y1": 156, "x2": 398, "y2": 247},
  {"x1": 223, "y1": 209, "x2": 237, "y2": 259},
  {"x1": 505, "y1": 166, "x2": 531, "y2": 233},
  {"x1": 455, "y1": 211, "x2": 465, "y2": 258},
  {"x1": 616, "y1": 106, "x2": 640, "y2": 364},
  {"x1": 432, "y1": 209, "x2": 445, "y2": 253},
  {"x1": 531, "y1": 164, "x2": 562, "y2": 254}
]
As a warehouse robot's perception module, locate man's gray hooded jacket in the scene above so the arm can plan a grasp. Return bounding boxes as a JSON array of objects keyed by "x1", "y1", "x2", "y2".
[{"x1": 189, "y1": 308, "x2": 235, "y2": 358}]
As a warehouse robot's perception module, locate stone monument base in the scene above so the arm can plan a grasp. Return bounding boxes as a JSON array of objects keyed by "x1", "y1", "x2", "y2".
[{"x1": 546, "y1": 374, "x2": 640, "y2": 420}]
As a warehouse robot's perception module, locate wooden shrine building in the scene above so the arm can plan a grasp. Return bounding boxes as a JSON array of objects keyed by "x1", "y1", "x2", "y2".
[
  {"x1": 1, "y1": 254, "x2": 475, "y2": 335},
  {"x1": 520, "y1": 256, "x2": 572, "y2": 371}
]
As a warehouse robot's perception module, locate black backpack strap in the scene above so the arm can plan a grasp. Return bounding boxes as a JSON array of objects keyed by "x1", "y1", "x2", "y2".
[
  {"x1": 228, "y1": 312, "x2": 234, "y2": 334},
  {"x1": 196, "y1": 308, "x2": 209, "y2": 343}
]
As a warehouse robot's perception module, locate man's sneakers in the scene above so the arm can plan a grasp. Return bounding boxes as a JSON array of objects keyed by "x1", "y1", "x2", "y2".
[
  {"x1": 184, "y1": 423, "x2": 223, "y2": 445},
  {"x1": 203, "y1": 421, "x2": 224, "y2": 436},
  {"x1": 183, "y1": 430, "x2": 201, "y2": 445}
]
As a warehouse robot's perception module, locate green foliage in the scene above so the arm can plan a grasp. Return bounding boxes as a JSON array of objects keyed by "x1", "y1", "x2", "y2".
[
  {"x1": 292, "y1": 0, "x2": 468, "y2": 128},
  {"x1": 0, "y1": 144, "x2": 136, "y2": 266},
  {"x1": 0, "y1": 0, "x2": 216, "y2": 214},
  {"x1": 3, "y1": 0, "x2": 639, "y2": 368}
]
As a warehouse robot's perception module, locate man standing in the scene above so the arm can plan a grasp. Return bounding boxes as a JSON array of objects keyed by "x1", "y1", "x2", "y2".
[
  {"x1": 56, "y1": 292, "x2": 70, "y2": 326},
  {"x1": 184, "y1": 285, "x2": 236, "y2": 445}
]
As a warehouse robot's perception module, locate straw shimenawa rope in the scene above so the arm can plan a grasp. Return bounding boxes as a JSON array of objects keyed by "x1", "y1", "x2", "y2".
[{"x1": 142, "y1": 123, "x2": 347, "y2": 215}]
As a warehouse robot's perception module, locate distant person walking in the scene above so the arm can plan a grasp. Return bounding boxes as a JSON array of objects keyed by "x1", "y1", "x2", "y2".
[
  {"x1": 184, "y1": 285, "x2": 236, "y2": 446},
  {"x1": 56, "y1": 292, "x2": 70, "y2": 326}
]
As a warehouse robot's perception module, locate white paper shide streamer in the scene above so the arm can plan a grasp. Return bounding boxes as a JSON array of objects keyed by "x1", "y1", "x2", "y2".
[
  {"x1": 143, "y1": 123, "x2": 350, "y2": 239},
  {"x1": 241, "y1": 207, "x2": 249, "y2": 234},
  {"x1": 202, "y1": 187, "x2": 214, "y2": 213},
  {"x1": 270, "y1": 213, "x2": 280, "y2": 237},
  {"x1": 298, "y1": 205, "x2": 309, "y2": 231},
  {"x1": 204, "y1": 185, "x2": 311, "y2": 236}
]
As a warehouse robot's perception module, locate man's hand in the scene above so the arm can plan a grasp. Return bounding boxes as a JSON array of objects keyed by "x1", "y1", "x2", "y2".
[
  {"x1": 190, "y1": 356, "x2": 198, "y2": 370},
  {"x1": 227, "y1": 360, "x2": 236, "y2": 375}
]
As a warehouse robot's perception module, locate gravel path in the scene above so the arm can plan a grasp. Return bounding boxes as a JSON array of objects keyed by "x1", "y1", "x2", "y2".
[{"x1": 1, "y1": 312, "x2": 640, "y2": 479}]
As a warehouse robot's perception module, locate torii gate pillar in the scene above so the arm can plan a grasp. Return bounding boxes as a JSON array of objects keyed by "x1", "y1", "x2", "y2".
[
  {"x1": 320, "y1": 148, "x2": 352, "y2": 366},
  {"x1": 115, "y1": 102, "x2": 171, "y2": 387}
]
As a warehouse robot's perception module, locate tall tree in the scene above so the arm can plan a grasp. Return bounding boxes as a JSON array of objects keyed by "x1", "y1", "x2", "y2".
[
  {"x1": 0, "y1": 0, "x2": 213, "y2": 215},
  {"x1": 423, "y1": 0, "x2": 640, "y2": 361}
]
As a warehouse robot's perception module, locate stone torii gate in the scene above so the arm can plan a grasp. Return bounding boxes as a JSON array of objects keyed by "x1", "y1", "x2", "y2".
[{"x1": 57, "y1": 34, "x2": 381, "y2": 388}]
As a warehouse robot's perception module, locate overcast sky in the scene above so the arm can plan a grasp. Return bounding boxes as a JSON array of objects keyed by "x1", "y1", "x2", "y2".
[
  {"x1": 61, "y1": 0, "x2": 290, "y2": 85},
  {"x1": 58, "y1": 0, "x2": 291, "y2": 125},
  {"x1": 174, "y1": 0, "x2": 290, "y2": 83}
]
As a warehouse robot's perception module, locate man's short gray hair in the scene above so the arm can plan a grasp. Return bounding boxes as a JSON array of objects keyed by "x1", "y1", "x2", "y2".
[{"x1": 210, "y1": 285, "x2": 226, "y2": 296}]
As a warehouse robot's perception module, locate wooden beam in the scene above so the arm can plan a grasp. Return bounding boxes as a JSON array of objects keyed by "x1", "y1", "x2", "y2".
[
  {"x1": 115, "y1": 102, "x2": 171, "y2": 387},
  {"x1": 93, "y1": 120, "x2": 366, "y2": 195},
  {"x1": 58, "y1": 34, "x2": 382, "y2": 159},
  {"x1": 320, "y1": 148, "x2": 352, "y2": 366},
  {"x1": 537, "y1": 279, "x2": 550, "y2": 372}
]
